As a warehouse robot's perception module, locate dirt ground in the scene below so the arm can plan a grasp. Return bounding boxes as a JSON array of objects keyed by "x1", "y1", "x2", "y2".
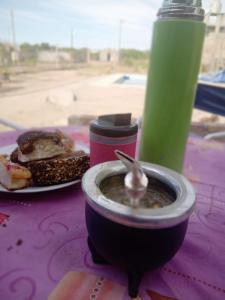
[{"x1": 1, "y1": 66, "x2": 225, "y2": 132}]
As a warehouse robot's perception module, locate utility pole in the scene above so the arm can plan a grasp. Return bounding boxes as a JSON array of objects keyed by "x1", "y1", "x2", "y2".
[
  {"x1": 55, "y1": 45, "x2": 58, "y2": 69},
  {"x1": 118, "y1": 19, "x2": 124, "y2": 64},
  {"x1": 70, "y1": 28, "x2": 74, "y2": 64},
  {"x1": 70, "y1": 28, "x2": 74, "y2": 50},
  {"x1": 10, "y1": 9, "x2": 16, "y2": 49}
]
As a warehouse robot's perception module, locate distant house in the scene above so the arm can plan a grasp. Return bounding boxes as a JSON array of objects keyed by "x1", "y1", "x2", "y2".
[
  {"x1": 0, "y1": 45, "x2": 20, "y2": 66},
  {"x1": 11, "y1": 50, "x2": 20, "y2": 62},
  {"x1": 38, "y1": 50, "x2": 71, "y2": 63},
  {"x1": 201, "y1": 0, "x2": 225, "y2": 72},
  {"x1": 99, "y1": 49, "x2": 119, "y2": 63},
  {"x1": 73, "y1": 48, "x2": 90, "y2": 63}
]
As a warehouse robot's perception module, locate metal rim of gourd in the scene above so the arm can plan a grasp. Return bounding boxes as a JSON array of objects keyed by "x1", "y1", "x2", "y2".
[{"x1": 82, "y1": 161, "x2": 196, "y2": 229}]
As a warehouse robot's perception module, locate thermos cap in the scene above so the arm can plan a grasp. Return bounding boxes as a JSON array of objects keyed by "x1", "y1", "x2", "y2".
[
  {"x1": 90, "y1": 113, "x2": 138, "y2": 138},
  {"x1": 158, "y1": 0, "x2": 205, "y2": 20}
]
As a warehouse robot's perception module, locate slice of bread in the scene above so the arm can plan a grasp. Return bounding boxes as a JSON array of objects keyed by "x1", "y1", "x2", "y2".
[{"x1": 26, "y1": 151, "x2": 90, "y2": 186}]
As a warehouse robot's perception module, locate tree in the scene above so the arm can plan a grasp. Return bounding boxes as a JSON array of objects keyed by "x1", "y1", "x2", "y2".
[
  {"x1": 39, "y1": 43, "x2": 53, "y2": 50},
  {"x1": 0, "y1": 43, "x2": 12, "y2": 66}
]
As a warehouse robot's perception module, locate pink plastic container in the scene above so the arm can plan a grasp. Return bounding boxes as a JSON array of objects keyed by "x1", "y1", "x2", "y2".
[{"x1": 90, "y1": 114, "x2": 138, "y2": 166}]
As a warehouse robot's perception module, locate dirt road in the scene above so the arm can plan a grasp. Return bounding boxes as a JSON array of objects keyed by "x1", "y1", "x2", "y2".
[{"x1": 1, "y1": 68, "x2": 224, "y2": 131}]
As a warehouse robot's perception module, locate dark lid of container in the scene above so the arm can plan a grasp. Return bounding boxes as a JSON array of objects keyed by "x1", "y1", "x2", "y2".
[
  {"x1": 158, "y1": 0, "x2": 205, "y2": 20},
  {"x1": 90, "y1": 113, "x2": 138, "y2": 138}
]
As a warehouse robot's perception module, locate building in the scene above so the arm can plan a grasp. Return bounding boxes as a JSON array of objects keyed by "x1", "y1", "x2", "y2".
[
  {"x1": 11, "y1": 50, "x2": 20, "y2": 63},
  {"x1": 99, "y1": 49, "x2": 119, "y2": 63},
  {"x1": 72, "y1": 48, "x2": 90, "y2": 63},
  {"x1": 201, "y1": 0, "x2": 225, "y2": 73},
  {"x1": 37, "y1": 50, "x2": 72, "y2": 63},
  {"x1": 38, "y1": 49, "x2": 90, "y2": 64}
]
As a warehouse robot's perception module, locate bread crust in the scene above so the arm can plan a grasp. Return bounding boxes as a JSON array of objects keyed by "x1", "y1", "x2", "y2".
[{"x1": 25, "y1": 151, "x2": 89, "y2": 186}]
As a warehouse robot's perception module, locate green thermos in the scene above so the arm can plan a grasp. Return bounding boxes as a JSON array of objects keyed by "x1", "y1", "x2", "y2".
[{"x1": 140, "y1": 0, "x2": 205, "y2": 173}]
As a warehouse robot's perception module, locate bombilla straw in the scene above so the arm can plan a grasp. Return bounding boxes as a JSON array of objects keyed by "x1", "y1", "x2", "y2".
[{"x1": 115, "y1": 150, "x2": 148, "y2": 208}]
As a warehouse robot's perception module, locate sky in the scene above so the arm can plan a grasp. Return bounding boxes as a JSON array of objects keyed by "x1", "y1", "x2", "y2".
[{"x1": 0, "y1": 0, "x2": 214, "y2": 50}]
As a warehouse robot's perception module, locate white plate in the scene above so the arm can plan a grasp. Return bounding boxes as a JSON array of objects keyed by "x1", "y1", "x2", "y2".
[{"x1": 0, "y1": 143, "x2": 89, "y2": 193}]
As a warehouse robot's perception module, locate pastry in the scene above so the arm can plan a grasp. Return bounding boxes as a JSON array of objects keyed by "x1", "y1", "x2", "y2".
[
  {"x1": 10, "y1": 147, "x2": 20, "y2": 164},
  {"x1": 16, "y1": 131, "x2": 66, "y2": 163},
  {"x1": 0, "y1": 155, "x2": 32, "y2": 190},
  {"x1": 56, "y1": 130, "x2": 74, "y2": 151}
]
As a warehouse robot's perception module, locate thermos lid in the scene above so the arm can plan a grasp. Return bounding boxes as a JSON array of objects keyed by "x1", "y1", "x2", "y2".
[
  {"x1": 158, "y1": 0, "x2": 205, "y2": 20},
  {"x1": 82, "y1": 161, "x2": 196, "y2": 229},
  {"x1": 90, "y1": 113, "x2": 138, "y2": 138}
]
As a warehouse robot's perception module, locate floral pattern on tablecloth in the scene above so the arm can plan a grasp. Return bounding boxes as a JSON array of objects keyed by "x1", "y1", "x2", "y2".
[{"x1": 0, "y1": 128, "x2": 225, "y2": 300}]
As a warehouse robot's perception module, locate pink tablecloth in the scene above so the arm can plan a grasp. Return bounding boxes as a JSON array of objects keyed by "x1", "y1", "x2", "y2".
[{"x1": 0, "y1": 126, "x2": 225, "y2": 300}]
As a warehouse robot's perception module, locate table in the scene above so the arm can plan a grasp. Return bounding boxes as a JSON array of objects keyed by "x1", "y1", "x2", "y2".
[{"x1": 0, "y1": 126, "x2": 225, "y2": 300}]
